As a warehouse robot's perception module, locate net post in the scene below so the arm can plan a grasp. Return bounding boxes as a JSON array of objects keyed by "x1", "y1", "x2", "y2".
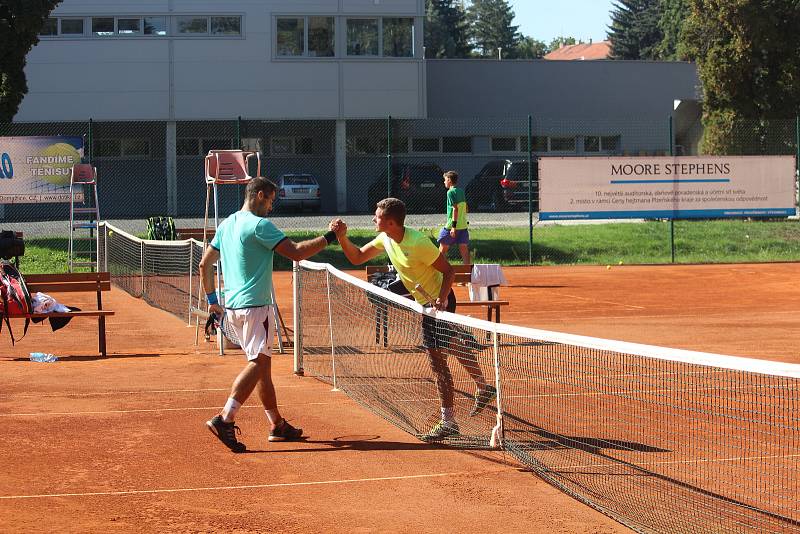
[
  {"x1": 187, "y1": 241, "x2": 194, "y2": 325},
  {"x1": 325, "y1": 269, "x2": 339, "y2": 391},
  {"x1": 293, "y1": 261, "x2": 304, "y2": 375},
  {"x1": 140, "y1": 241, "x2": 145, "y2": 296},
  {"x1": 489, "y1": 327, "x2": 504, "y2": 449}
]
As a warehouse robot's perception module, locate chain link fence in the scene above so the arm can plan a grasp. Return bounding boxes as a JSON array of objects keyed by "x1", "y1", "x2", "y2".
[{"x1": 2, "y1": 115, "x2": 798, "y2": 267}]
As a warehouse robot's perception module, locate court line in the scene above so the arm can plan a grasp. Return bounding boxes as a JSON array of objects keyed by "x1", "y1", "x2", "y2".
[
  {"x1": 0, "y1": 401, "x2": 342, "y2": 418},
  {"x1": 0, "y1": 385, "x2": 305, "y2": 399},
  {"x1": 0, "y1": 469, "x2": 510, "y2": 500},
  {"x1": 551, "y1": 453, "x2": 800, "y2": 471},
  {"x1": 557, "y1": 293, "x2": 646, "y2": 310}
]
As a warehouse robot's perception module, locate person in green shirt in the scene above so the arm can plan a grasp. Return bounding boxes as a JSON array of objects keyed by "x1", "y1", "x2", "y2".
[
  {"x1": 332, "y1": 198, "x2": 496, "y2": 442},
  {"x1": 437, "y1": 170, "x2": 470, "y2": 265}
]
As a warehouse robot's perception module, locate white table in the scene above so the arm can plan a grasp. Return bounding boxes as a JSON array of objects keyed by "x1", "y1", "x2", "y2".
[{"x1": 469, "y1": 264, "x2": 507, "y2": 301}]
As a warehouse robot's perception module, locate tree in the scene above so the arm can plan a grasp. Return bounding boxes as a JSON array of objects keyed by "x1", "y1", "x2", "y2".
[
  {"x1": 680, "y1": 0, "x2": 800, "y2": 154},
  {"x1": 425, "y1": 0, "x2": 471, "y2": 58},
  {"x1": 516, "y1": 36, "x2": 548, "y2": 59},
  {"x1": 657, "y1": 0, "x2": 690, "y2": 60},
  {"x1": 0, "y1": 0, "x2": 62, "y2": 121},
  {"x1": 548, "y1": 35, "x2": 578, "y2": 52},
  {"x1": 608, "y1": 0, "x2": 663, "y2": 60},
  {"x1": 466, "y1": 0, "x2": 520, "y2": 58}
]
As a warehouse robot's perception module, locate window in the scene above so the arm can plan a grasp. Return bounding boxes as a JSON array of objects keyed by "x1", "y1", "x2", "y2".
[
  {"x1": 308, "y1": 17, "x2": 334, "y2": 57},
  {"x1": 60, "y1": 18, "x2": 84, "y2": 35},
  {"x1": 40, "y1": 18, "x2": 57, "y2": 36},
  {"x1": 118, "y1": 18, "x2": 141, "y2": 35},
  {"x1": 411, "y1": 138, "x2": 439, "y2": 152},
  {"x1": 201, "y1": 139, "x2": 233, "y2": 154},
  {"x1": 92, "y1": 17, "x2": 114, "y2": 36},
  {"x1": 584, "y1": 136, "x2": 600, "y2": 152},
  {"x1": 241, "y1": 138, "x2": 262, "y2": 153},
  {"x1": 176, "y1": 139, "x2": 200, "y2": 157},
  {"x1": 549, "y1": 137, "x2": 576, "y2": 152},
  {"x1": 94, "y1": 139, "x2": 121, "y2": 158},
  {"x1": 144, "y1": 17, "x2": 167, "y2": 36},
  {"x1": 347, "y1": 19, "x2": 379, "y2": 56},
  {"x1": 491, "y1": 137, "x2": 517, "y2": 152},
  {"x1": 270, "y1": 137, "x2": 312, "y2": 156},
  {"x1": 601, "y1": 135, "x2": 620, "y2": 152},
  {"x1": 442, "y1": 137, "x2": 471, "y2": 153},
  {"x1": 211, "y1": 16, "x2": 241, "y2": 35},
  {"x1": 177, "y1": 16, "x2": 208, "y2": 34},
  {"x1": 276, "y1": 18, "x2": 304, "y2": 56},
  {"x1": 383, "y1": 18, "x2": 413, "y2": 57},
  {"x1": 122, "y1": 139, "x2": 150, "y2": 157}
]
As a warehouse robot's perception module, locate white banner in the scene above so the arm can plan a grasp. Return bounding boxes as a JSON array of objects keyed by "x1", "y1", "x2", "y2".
[
  {"x1": 540, "y1": 156, "x2": 797, "y2": 220},
  {"x1": 0, "y1": 136, "x2": 84, "y2": 204}
]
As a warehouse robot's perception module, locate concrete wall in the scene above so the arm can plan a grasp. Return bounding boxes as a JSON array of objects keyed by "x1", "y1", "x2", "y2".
[{"x1": 16, "y1": 0, "x2": 425, "y2": 121}]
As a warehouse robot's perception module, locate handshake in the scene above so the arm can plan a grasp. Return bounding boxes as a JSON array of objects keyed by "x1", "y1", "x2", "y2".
[{"x1": 328, "y1": 218, "x2": 348, "y2": 238}]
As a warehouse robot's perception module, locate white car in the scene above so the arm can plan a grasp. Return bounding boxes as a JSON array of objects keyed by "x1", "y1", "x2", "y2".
[{"x1": 275, "y1": 173, "x2": 321, "y2": 212}]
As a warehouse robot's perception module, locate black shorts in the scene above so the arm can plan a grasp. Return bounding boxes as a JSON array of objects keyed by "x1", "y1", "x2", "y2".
[{"x1": 421, "y1": 289, "x2": 457, "y2": 350}]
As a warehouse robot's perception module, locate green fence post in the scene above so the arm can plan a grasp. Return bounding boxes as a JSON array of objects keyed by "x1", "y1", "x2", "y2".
[
  {"x1": 87, "y1": 118, "x2": 93, "y2": 163},
  {"x1": 387, "y1": 115, "x2": 392, "y2": 198},
  {"x1": 236, "y1": 115, "x2": 241, "y2": 148},
  {"x1": 528, "y1": 114, "x2": 533, "y2": 264},
  {"x1": 669, "y1": 115, "x2": 675, "y2": 263}
]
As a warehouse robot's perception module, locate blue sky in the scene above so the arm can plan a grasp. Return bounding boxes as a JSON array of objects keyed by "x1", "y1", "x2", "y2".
[{"x1": 507, "y1": 0, "x2": 615, "y2": 45}]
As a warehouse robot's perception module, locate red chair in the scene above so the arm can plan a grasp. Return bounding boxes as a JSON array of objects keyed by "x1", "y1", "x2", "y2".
[{"x1": 204, "y1": 150, "x2": 261, "y2": 184}]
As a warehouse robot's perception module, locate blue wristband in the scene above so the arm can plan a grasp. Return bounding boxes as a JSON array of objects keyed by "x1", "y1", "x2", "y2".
[{"x1": 206, "y1": 291, "x2": 218, "y2": 305}]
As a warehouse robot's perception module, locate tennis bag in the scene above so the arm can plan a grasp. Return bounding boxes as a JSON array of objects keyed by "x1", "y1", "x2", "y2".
[
  {"x1": 0, "y1": 260, "x2": 33, "y2": 344},
  {"x1": 146, "y1": 216, "x2": 177, "y2": 240}
]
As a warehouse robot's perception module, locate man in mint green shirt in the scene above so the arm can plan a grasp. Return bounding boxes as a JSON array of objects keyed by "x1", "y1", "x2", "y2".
[
  {"x1": 332, "y1": 197, "x2": 496, "y2": 442},
  {"x1": 437, "y1": 170, "x2": 470, "y2": 264},
  {"x1": 200, "y1": 176, "x2": 339, "y2": 452}
]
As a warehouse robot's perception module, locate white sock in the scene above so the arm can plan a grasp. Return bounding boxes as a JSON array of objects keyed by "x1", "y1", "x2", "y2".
[
  {"x1": 221, "y1": 397, "x2": 241, "y2": 423},
  {"x1": 441, "y1": 406, "x2": 455, "y2": 422},
  {"x1": 265, "y1": 409, "x2": 281, "y2": 426}
]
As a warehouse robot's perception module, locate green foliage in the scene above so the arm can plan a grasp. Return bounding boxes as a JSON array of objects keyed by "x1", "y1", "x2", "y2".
[
  {"x1": 608, "y1": 0, "x2": 663, "y2": 60},
  {"x1": 656, "y1": 0, "x2": 690, "y2": 60},
  {"x1": 548, "y1": 35, "x2": 578, "y2": 52},
  {"x1": 516, "y1": 36, "x2": 548, "y2": 59},
  {"x1": 466, "y1": 0, "x2": 520, "y2": 58},
  {"x1": 425, "y1": 0, "x2": 471, "y2": 58},
  {"x1": 681, "y1": 0, "x2": 800, "y2": 154},
  {"x1": 0, "y1": 0, "x2": 62, "y2": 121}
]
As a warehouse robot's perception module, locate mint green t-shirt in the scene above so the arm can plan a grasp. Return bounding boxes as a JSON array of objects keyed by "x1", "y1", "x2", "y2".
[
  {"x1": 446, "y1": 186, "x2": 468, "y2": 230},
  {"x1": 368, "y1": 227, "x2": 442, "y2": 305},
  {"x1": 210, "y1": 210, "x2": 286, "y2": 309}
]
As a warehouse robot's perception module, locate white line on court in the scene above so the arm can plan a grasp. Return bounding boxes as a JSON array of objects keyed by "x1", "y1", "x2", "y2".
[
  {"x1": 558, "y1": 293, "x2": 646, "y2": 310},
  {"x1": 0, "y1": 469, "x2": 511, "y2": 500},
  {"x1": 0, "y1": 385, "x2": 305, "y2": 399},
  {"x1": 0, "y1": 401, "x2": 341, "y2": 418}
]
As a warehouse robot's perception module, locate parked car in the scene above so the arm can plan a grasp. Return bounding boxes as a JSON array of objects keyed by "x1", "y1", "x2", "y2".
[
  {"x1": 464, "y1": 159, "x2": 539, "y2": 212},
  {"x1": 367, "y1": 162, "x2": 445, "y2": 214},
  {"x1": 274, "y1": 173, "x2": 321, "y2": 212}
]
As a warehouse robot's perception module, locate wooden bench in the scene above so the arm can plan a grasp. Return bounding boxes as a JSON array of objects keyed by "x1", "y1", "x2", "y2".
[
  {"x1": 365, "y1": 264, "x2": 509, "y2": 323},
  {"x1": 20, "y1": 272, "x2": 114, "y2": 357},
  {"x1": 177, "y1": 228, "x2": 214, "y2": 242}
]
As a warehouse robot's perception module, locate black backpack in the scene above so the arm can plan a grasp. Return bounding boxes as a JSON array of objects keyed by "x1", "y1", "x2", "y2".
[{"x1": 146, "y1": 216, "x2": 177, "y2": 240}]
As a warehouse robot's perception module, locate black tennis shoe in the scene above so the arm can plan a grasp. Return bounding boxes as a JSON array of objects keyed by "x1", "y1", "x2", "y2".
[
  {"x1": 206, "y1": 414, "x2": 246, "y2": 453},
  {"x1": 269, "y1": 419, "x2": 303, "y2": 441}
]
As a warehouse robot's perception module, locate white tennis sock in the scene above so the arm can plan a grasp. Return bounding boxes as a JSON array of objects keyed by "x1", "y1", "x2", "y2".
[
  {"x1": 265, "y1": 409, "x2": 281, "y2": 426},
  {"x1": 441, "y1": 406, "x2": 455, "y2": 422},
  {"x1": 221, "y1": 397, "x2": 241, "y2": 423}
]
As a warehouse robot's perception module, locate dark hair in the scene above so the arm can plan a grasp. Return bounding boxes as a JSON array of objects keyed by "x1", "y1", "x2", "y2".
[
  {"x1": 443, "y1": 170, "x2": 459, "y2": 184},
  {"x1": 376, "y1": 197, "x2": 406, "y2": 226},
  {"x1": 245, "y1": 177, "x2": 278, "y2": 201}
]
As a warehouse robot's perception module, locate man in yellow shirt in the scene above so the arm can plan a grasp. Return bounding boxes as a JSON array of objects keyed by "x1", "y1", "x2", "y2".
[{"x1": 332, "y1": 198, "x2": 496, "y2": 441}]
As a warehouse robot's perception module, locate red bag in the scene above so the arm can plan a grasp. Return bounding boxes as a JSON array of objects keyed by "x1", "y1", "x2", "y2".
[{"x1": 0, "y1": 260, "x2": 32, "y2": 344}]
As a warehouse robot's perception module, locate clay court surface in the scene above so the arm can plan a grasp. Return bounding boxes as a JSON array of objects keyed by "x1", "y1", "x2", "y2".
[{"x1": 1, "y1": 262, "x2": 797, "y2": 533}]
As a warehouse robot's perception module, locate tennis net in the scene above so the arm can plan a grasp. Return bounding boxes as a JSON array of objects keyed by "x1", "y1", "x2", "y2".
[{"x1": 295, "y1": 260, "x2": 800, "y2": 534}]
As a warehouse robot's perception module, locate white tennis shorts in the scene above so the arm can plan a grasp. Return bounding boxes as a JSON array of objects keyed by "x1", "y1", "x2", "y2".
[{"x1": 224, "y1": 306, "x2": 275, "y2": 361}]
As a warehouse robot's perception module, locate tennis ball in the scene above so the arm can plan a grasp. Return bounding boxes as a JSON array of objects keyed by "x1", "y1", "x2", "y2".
[
  {"x1": 606, "y1": 265, "x2": 611, "y2": 270},
  {"x1": 618, "y1": 260, "x2": 624, "y2": 265},
  {"x1": 37, "y1": 142, "x2": 81, "y2": 186},
  {"x1": 108, "y1": 230, "x2": 114, "y2": 236}
]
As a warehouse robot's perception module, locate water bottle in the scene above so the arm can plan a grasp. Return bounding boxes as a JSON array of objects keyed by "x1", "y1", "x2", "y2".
[{"x1": 29, "y1": 352, "x2": 58, "y2": 363}]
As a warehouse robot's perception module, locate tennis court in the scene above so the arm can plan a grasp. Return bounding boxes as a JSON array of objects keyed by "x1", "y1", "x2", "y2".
[{"x1": 1, "y1": 262, "x2": 798, "y2": 532}]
